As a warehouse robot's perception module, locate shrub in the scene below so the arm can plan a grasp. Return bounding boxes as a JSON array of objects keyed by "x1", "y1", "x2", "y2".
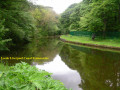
[{"x1": 0, "y1": 62, "x2": 69, "y2": 90}]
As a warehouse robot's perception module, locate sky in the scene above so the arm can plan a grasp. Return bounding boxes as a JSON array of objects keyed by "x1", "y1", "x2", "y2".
[{"x1": 30, "y1": 0, "x2": 82, "y2": 14}]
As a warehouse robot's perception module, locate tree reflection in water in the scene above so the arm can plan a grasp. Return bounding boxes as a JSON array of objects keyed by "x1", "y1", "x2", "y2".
[
  {"x1": 1, "y1": 38, "x2": 120, "y2": 90},
  {"x1": 60, "y1": 44, "x2": 120, "y2": 90}
]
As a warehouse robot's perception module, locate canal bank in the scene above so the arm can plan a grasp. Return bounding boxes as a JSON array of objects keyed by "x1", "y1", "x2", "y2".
[{"x1": 60, "y1": 35, "x2": 120, "y2": 51}]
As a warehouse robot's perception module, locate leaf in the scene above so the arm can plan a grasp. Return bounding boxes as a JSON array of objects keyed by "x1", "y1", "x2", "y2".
[
  {"x1": 0, "y1": 72, "x2": 3, "y2": 78},
  {"x1": 0, "y1": 62, "x2": 68, "y2": 90}
]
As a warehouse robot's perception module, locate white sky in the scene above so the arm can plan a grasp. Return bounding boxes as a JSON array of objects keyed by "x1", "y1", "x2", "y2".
[{"x1": 30, "y1": 0, "x2": 82, "y2": 14}]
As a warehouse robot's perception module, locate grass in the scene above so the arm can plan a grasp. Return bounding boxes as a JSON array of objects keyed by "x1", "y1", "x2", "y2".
[{"x1": 60, "y1": 35, "x2": 120, "y2": 47}]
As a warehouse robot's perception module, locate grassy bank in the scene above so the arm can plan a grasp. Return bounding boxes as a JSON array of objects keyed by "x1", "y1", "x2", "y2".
[
  {"x1": 60, "y1": 35, "x2": 120, "y2": 47},
  {"x1": 0, "y1": 62, "x2": 68, "y2": 90}
]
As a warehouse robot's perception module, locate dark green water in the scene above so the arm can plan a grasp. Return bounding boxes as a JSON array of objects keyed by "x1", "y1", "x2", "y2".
[{"x1": 0, "y1": 38, "x2": 120, "y2": 90}]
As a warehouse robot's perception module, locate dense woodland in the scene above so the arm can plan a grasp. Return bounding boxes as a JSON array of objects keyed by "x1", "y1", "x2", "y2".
[
  {"x1": 60, "y1": 0, "x2": 120, "y2": 34},
  {"x1": 0, "y1": 0, "x2": 120, "y2": 51},
  {"x1": 0, "y1": 0, "x2": 62, "y2": 51}
]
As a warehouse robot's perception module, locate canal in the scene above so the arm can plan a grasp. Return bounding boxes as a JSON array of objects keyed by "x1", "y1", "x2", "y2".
[{"x1": 0, "y1": 38, "x2": 120, "y2": 90}]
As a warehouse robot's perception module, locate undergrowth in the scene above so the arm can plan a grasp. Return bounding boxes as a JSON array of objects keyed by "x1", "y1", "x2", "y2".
[{"x1": 0, "y1": 62, "x2": 69, "y2": 90}]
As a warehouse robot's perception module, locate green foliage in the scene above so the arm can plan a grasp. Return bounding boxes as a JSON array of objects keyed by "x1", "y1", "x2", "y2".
[
  {"x1": 0, "y1": 62, "x2": 68, "y2": 90},
  {"x1": 60, "y1": 0, "x2": 120, "y2": 37},
  {"x1": 0, "y1": 62, "x2": 9, "y2": 72},
  {"x1": 60, "y1": 3, "x2": 78, "y2": 31},
  {"x1": 80, "y1": 14, "x2": 104, "y2": 31},
  {"x1": 31, "y1": 6, "x2": 60, "y2": 37},
  {"x1": 0, "y1": 0, "x2": 36, "y2": 49},
  {"x1": 0, "y1": 0, "x2": 61, "y2": 51},
  {"x1": 0, "y1": 18, "x2": 11, "y2": 50},
  {"x1": 1, "y1": 10, "x2": 35, "y2": 43},
  {"x1": 60, "y1": 2, "x2": 91, "y2": 31}
]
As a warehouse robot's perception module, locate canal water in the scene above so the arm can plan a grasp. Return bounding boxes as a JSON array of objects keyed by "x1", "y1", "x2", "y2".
[{"x1": 0, "y1": 38, "x2": 120, "y2": 90}]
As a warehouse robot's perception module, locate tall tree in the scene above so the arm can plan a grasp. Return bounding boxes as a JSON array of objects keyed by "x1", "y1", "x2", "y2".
[
  {"x1": 0, "y1": 0, "x2": 35, "y2": 45},
  {"x1": 60, "y1": 0, "x2": 120, "y2": 37}
]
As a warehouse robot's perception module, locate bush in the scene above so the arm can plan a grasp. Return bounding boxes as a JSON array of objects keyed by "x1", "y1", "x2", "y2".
[{"x1": 0, "y1": 62, "x2": 69, "y2": 90}]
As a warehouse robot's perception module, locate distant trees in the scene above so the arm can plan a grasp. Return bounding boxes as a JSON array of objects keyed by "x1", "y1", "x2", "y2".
[
  {"x1": 31, "y1": 6, "x2": 59, "y2": 37},
  {"x1": 60, "y1": 3, "x2": 78, "y2": 31},
  {"x1": 60, "y1": 0, "x2": 120, "y2": 36},
  {"x1": 0, "y1": 0, "x2": 60, "y2": 51}
]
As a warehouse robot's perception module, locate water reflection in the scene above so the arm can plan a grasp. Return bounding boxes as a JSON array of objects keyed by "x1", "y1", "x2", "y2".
[
  {"x1": 1, "y1": 38, "x2": 120, "y2": 90},
  {"x1": 60, "y1": 44, "x2": 120, "y2": 90},
  {"x1": 0, "y1": 38, "x2": 61, "y2": 65},
  {"x1": 36, "y1": 55, "x2": 81, "y2": 90}
]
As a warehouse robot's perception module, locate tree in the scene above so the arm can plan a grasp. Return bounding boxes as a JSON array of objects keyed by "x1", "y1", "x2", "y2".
[
  {"x1": 31, "y1": 6, "x2": 59, "y2": 37},
  {"x1": 60, "y1": 3, "x2": 78, "y2": 31},
  {"x1": 60, "y1": 0, "x2": 120, "y2": 38},
  {"x1": 0, "y1": 0, "x2": 35, "y2": 46},
  {"x1": 0, "y1": 19, "x2": 11, "y2": 50}
]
